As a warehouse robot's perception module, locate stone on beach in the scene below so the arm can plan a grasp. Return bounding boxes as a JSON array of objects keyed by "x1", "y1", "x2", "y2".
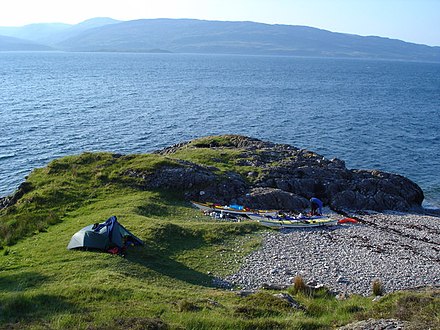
[{"x1": 223, "y1": 212, "x2": 440, "y2": 296}]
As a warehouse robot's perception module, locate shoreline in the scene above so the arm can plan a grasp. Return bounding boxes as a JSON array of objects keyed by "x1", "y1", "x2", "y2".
[{"x1": 224, "y1": 211, "x2": 440, "y2": 296}]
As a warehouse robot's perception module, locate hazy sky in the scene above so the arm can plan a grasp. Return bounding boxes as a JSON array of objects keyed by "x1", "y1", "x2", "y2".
[{"x1": 1, "y1": 0, "x2": 439, "y2": 46}]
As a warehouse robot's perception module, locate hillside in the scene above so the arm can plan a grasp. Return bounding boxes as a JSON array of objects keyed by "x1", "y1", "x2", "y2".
[
  {"x1": 1, "y1": 18, "x2": 439, "y2": 61},
  {"x1": 0, "y1": 17, "x2": 120, "y2": 45},
  {"x1": 0, "y1": 135, "x2": 438, "y2": 329},
  {"x1": 54, "y1": 19, "x2": 440, "y2": 61},
  {"x1": 0, "y1": 22, "x2": 70, "y2": 44},
  {"x1": 39, "y1": 17, "x2": 121, "y2": 45},
  {"x1": 0, "y1": 35, "x2": 53, "y2": 51}
]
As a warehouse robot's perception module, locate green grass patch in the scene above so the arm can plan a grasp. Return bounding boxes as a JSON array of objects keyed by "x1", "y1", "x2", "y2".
[
  {"x1": 0, "y1": 152, "x2": 181, "y2": 247},
  {"x1": 360, "y1": 289, "x2": 440, "y2": 329},
  {"x1": 170, "y1": 147, "x2": 243, "y2": 172},
  {"x1": 1, "y1": 150, "x2": 439, "y2": 329}
]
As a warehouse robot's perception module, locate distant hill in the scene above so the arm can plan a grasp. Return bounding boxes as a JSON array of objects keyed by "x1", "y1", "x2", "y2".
[
  {"x1": 0, "y1": 23, "x2": 70, "y2": 43},
  {"x1": 55, "y1": 19, "x2": 440, "y2": 61},
  {"x1": 0, "y1": 17, "x2": 120, "y2": 45},
  {"x1": 42, "y1": 17, "x2": 121, "y2": 45},
  {"x1": 1, "y1": 18, "x2": 439, "y2": 62},
  {"x1": 0, "y1": 35, "x2": 53, "y2": 51}
]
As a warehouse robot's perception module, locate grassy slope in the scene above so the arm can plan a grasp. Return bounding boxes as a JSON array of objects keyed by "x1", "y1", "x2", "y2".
[{"x1": 0, "y1": 145, "x2": 438, "y2": 329}]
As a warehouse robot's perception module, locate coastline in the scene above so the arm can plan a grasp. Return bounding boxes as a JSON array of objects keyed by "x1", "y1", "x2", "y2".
[{"x1": 224, "y1": 211, "x2": 440, "y2": 296}]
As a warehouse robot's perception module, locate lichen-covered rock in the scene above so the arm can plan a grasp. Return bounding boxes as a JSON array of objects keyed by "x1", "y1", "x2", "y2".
[
  {"x1": 240, "y1": 187, "x2": 309, "y2": 211},
  {"x1": 154, "y1": 135, "x2": 424, "y2": 212},
  {"x1": 122, "y1": 160, "x2": 248, "y2": 205}
]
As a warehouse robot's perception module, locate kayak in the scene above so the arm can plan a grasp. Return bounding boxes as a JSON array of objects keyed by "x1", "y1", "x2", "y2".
[
  {"x1": 257, "y1": 216, "x2": 338, "y2": 229},
  {"x1": 191, "y1": 201, "x2": 278, "y2": 217},
  {"x1": 247, "y1": 213, "x2": 328, "y2": 221},
  {"x1": 337, "y1": 217, "x2": 358, "y2": 224}
]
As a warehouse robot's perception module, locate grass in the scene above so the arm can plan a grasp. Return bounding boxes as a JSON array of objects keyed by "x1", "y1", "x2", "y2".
[
  {"x1": 169, "y1": 146, "x2": 259, "y2": 179},
  {"x1": 1, "y1": 149, "x2": 439, "y2": 329}
]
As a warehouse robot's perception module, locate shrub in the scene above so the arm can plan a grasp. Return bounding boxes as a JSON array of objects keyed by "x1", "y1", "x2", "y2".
[
  {"x1": 290, "y1": 275, "x2": 310, "y2": 295},
  {"x1": 372, "y1": 279, "x2": 384, "y2": 296}
]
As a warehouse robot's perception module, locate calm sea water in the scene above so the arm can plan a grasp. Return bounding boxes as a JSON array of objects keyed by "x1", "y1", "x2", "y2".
[{"x1": 1, "y1": 52, "x2": 439, "y2": 207}]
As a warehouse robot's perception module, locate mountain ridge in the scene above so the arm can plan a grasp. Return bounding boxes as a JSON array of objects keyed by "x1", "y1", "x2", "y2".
[{"x1": 0, "y1": 18, "x2": 439, "y2": 62}]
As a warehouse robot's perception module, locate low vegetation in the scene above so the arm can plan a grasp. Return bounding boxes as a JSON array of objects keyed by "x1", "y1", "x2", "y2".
[
  {"x1": 1, "y1": 141, "x2": 438, "y2": 329},
  {"x1": 371, "y1": 279, "x2": 384, "y2": 296}
]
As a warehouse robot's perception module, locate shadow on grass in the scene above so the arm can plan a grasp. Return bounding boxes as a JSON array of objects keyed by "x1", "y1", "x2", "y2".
[
  {"x1": 0, "y1": 272, "x2": 48, "y2": 292},
  {"x1": 126, "y1": 244, "x2": 215, "y2": 287},
  {"x1": 122, "y1": 209, "x2": 261, "y2": 287},
  {"x1": 136, "y1": 203, "x2": 171, "y2": 217},
  {"x1": 0, "y1": 293, "x2": 84, "y2": 324},
  {"x1": 121, "y1": 219, "x2": 233, "y2": 287}
]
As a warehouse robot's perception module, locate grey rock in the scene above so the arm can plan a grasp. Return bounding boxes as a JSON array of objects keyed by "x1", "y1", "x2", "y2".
[
  {"x1": 260, "y1": 283, "x2": 289, "y2": 290},
  {"x1": 153, "y1": 135, "x2": 424, "y2": 212},
  {"x1": 338, "y1": 318, "x2": 407, "y2": 330},
  {"x1": 241, "y1": 187, "x2": 309, "y2": 211},
  {"x1": 0, "y1": 182, "x2": 33, "y2": 210},
  {"x1": 273, "y1": 293, "x2": 303, "y2": 309},
  {"x1": 236, "y1": 290, "x2": 256, "y2": 297}
]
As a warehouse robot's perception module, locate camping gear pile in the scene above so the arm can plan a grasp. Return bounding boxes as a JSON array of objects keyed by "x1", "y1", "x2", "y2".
[{"x1": 67, "y1": 216, "x2": 143, "y2": 255}]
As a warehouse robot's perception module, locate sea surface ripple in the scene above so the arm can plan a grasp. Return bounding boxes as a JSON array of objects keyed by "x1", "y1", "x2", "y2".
[{"x1": 1, "y1": 52, "x2": 439, "y2": 207}]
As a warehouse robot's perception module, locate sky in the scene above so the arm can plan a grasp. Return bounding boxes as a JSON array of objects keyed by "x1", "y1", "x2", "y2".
[{"x1": 0, "y1": 0, "x2": 439, "y2": 46}]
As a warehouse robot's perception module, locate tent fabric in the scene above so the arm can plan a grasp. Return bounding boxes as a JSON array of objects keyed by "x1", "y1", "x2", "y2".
[{"x1": 67, "y1": 216, "x2": 143, "y2": 250}]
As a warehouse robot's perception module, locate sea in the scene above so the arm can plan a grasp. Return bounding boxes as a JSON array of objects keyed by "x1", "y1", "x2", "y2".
[{"x1": 1, "y1": 52, "x2": 439, "y2": 208}]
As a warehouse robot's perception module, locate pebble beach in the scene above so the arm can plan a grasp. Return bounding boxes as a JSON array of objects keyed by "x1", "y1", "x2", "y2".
[{"x1": 224, "y1": 211, "x2": 440, "y2": 296}]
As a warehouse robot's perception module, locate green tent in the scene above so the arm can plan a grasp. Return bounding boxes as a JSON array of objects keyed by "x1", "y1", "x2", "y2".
[{"x1": 67, "y1": 216, "x2": 143, "y2": 251}]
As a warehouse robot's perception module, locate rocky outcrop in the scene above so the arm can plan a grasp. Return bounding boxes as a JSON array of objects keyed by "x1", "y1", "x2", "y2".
[
  {"x1": 0, "y1": 182, "x2": 32, "y2": 210},
  {"x1": 240, "y1": 188, "x2": 309, "y2": 211},
  {"x1": 152, "y1": 135, "x2": 424, "y2": 212},
  {"x1": 3, "y1": 135, "x2": 421, "y2": 213}
]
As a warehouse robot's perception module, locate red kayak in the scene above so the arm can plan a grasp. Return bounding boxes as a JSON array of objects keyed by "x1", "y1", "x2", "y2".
[{"x1": 337, "y1": 217, "x2": 358, "y2": 224}]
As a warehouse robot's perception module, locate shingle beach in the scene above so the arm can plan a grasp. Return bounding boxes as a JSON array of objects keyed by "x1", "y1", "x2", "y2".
[{"x1": 224, "y1": 211, "x2": 440, "y2": 296}]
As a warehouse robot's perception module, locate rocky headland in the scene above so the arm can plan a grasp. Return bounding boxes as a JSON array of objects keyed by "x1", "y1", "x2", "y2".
[
  {"x1": 0, "y1": 134, "x2": 427, "y2": 214},
  {"x1": 153, "y1": 135, "x2": 424, "y2": 212}
]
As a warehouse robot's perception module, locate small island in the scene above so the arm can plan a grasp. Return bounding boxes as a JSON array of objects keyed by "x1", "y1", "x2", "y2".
[{"x1": 0, "y1": 135, "x2": 438, "y2": 329}]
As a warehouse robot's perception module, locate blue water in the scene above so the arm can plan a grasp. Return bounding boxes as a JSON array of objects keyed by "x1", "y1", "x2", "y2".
[{"x1": 1, "y1": 52, "x2": 439, "y2": 207}]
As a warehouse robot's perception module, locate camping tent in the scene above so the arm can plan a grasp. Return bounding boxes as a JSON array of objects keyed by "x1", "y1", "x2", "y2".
[{"x1": 67, "y1": 216, "x2": 143, "y2": 251}]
